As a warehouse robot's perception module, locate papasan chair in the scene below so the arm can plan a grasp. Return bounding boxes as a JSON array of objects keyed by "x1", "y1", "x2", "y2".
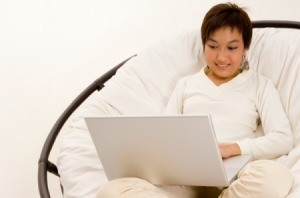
[{"x1": 38, "y1": 20, "x2": 300, "y2": 198}]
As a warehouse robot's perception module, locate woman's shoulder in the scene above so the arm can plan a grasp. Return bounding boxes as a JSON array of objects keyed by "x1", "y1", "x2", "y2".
[
  {"x1": 245, "y1": 70, "x2": 278, "y2": 99},
  {"x1": 245, "y1": 69, "x2": 273, "y2": 86}
]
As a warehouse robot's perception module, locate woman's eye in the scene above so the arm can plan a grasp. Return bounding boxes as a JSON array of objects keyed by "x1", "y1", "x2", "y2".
[
  {"x1": 228, "y1": 46, "x2": 238, "y2": 50},
  {"x1": 208, "y1": 45, "x2": 218, "y2": 49}
]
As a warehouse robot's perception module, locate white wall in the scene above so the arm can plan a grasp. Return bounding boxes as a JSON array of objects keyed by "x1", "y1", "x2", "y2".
[{"x1": 1, "y1": 0, "x2": 299, "y2": 197}]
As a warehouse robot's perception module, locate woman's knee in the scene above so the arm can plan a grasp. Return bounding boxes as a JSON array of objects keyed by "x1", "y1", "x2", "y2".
[
  {"x1": 97, "y1": 177, "x2": 141, "y2": 197},
  {"x1": 220, "y1": 160, "x2": 293, "y2": 198},
  {"x1": 96, "y1": 177, "x2": 166, "y2": 198}
]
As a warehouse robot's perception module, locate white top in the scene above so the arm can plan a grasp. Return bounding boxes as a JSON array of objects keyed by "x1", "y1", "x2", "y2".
[{"x1": 164, "y1": 67, "x2": 293, "y2": 159}]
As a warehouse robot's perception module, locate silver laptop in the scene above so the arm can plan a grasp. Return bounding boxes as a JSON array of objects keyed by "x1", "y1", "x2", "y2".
[{"x1": 85, "y1": 115, "x2": 252, "y2": 187}]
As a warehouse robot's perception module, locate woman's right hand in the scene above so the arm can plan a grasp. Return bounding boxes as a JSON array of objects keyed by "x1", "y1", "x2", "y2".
[{"x1": 219, "y1": 143, "x2": 241, "y2": 159}]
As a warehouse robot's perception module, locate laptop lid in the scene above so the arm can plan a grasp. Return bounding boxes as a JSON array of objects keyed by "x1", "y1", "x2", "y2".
[{"x1": 85, "y1": 115, "x2": 251, "y2": 187}]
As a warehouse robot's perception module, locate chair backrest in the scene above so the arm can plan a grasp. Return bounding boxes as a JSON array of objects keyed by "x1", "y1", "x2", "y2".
[{"x1": 99, "y1": 30, "x2": 203, "y2": 115}]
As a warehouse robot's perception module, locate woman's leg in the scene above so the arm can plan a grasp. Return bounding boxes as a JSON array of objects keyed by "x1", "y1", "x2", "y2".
[
  {"x1": 96, "y1": 177, "x2": 204, "y2": 198},
  {"x1": 220, "y1": 160, "x2": 293, "y2": 198}
]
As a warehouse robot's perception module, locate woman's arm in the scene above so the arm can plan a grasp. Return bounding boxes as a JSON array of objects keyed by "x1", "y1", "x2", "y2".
[{"x1": 237, "y1": 79, "x2": 293, "y2": 159}]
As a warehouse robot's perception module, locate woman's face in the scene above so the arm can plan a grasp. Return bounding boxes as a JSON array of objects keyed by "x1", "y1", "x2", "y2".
[{"x1": 204, "y1": 27, "x2": 246, "y2": 85}]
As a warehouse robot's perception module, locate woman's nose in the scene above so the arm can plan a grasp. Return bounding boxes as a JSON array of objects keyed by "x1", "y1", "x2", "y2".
[{"x1": 217, "y1": 49, "x2": 227, "y2": 61}]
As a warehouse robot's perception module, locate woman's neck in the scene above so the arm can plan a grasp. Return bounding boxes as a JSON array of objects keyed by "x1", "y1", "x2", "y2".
[{"x1": 204, "y1": 66, "x2": 241, "y2": 86}]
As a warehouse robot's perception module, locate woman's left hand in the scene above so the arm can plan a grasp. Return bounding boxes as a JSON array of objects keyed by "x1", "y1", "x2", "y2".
[{"x1": 219, "y1": 143, "x2": 241, "y2": 159}]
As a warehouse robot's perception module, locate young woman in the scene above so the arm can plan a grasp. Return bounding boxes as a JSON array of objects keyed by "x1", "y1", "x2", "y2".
[{"x1": 97, "y1": 3, "x2": 293, "y2": 197}]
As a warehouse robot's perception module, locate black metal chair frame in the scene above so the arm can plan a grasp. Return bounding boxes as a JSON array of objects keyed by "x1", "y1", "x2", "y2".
[{"x1": 38, "y1": 20, "x2": 300, "y2": 198}]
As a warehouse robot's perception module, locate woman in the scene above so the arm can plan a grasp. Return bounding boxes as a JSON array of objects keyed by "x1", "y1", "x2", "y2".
[{"x1": 97, "y1": 3, "x2": 293, "y2": 197}]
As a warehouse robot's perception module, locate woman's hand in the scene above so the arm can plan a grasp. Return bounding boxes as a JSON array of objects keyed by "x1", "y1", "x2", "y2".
[{"x1": 219, "y1": 143, "x2": 241, "y2": 159}]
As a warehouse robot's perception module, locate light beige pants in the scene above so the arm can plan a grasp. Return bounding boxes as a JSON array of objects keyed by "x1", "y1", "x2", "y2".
[{"x1": 97, "y1": 160, "x2": 293, "y2": 198}]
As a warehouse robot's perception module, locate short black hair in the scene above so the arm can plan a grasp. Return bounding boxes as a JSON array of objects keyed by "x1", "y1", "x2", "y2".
[{"x1": 201, "y1": 3, "x2": 252, "y2": 49}]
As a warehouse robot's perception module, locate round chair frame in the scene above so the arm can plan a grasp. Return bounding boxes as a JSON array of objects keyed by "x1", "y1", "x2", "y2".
[{"x1": 38, "y1": 20, "x2": 300, "y2": 198}]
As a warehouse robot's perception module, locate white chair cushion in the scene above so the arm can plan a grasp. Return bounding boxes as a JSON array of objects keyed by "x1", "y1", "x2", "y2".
[{"x1": 57, "y1": 28, "x2": 300, "y2": 197}]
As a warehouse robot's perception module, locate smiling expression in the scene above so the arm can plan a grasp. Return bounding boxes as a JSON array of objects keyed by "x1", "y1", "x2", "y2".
[{"x1": 204, "y1": 27, "x2": 246, "y2": 86}]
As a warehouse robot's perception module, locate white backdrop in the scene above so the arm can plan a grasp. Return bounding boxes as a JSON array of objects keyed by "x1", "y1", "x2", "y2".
[{"x1": 1, "y1": 0, "x2": 300, "y2": 197}]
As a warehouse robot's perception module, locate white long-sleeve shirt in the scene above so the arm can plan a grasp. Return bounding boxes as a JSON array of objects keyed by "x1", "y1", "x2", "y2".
[{"x1": 164, "y1": 67, "x2": 293, "y2": 159}]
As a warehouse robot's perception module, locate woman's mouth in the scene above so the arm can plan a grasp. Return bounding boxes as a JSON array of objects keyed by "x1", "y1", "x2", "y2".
[{"x1": 216, "y1": 63, "x2": 230, "y2": 69}]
